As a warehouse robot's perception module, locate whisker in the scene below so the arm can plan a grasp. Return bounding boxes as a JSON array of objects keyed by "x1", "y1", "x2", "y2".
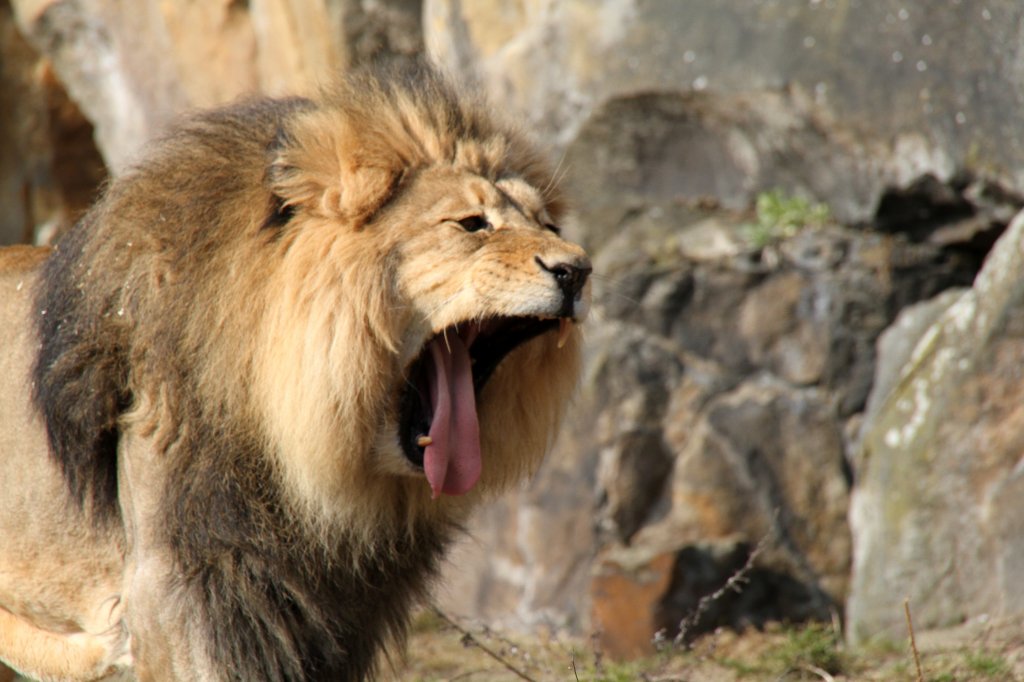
[
  {"x1": 542, "y1": 151, "x2": 571, "y2": 200},
  {"x1": 589, "y1": 273, "x2": 641, "y2": 306},
  {"x1": 423, "y1": 293, "x2": 457, "y2": 322},
  {"x1": 599, "y1": 290, "x2": 640, "y2": 307}
]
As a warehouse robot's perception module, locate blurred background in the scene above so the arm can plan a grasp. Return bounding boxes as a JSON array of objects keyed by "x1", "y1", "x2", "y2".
[{"x1": 5, "y1": 0, "x2": 1024, "y2": 677}]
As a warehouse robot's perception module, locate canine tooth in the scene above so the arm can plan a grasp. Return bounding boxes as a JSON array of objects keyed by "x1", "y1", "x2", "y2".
[
  {"x1": 557, "y1": 319, "x2": 572, "y2": 349},
  {"x1": 417, "y1": 435, "x2": 433, "y2": 447}
]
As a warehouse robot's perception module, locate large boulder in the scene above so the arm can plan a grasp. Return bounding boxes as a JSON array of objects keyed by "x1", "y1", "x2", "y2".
[{"x1": 848, "y1": 208, "x2": 1024, "y2": 642}]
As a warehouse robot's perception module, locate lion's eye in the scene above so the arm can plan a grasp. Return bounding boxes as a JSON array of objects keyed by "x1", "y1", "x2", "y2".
[
  {"x1": 458, "y1": 215, "x2": 491, "y2": 233},
  {"x1": 544, "y1": 223, "x2": 562, "y2": 236}
]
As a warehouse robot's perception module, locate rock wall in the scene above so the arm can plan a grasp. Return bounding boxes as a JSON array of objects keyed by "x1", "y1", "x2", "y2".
[
  {"x1": 5, "y1": 0, "x2": 1024, "y2": 656},
  {"x1": 426, "y1": 0, "x2": 1024, "y2": 224}
]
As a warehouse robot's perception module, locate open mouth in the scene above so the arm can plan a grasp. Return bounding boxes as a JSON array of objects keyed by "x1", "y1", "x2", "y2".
[{"x1": 397, "y1": 316, "x2": 571, "y2": 498}]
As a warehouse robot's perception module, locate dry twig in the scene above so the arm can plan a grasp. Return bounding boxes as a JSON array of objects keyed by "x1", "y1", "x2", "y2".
[
  {"x1": 430, "y1": 606, "x2": 536, "y2": 682},
  {"x1": 904, "y1": 598, "x2": 925, "y2": 682},
  {"x1": 673, "y1": 521, "x2": 775, "y2": 646}
]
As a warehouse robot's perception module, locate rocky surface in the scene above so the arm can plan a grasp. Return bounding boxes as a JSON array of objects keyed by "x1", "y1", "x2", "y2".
[
  {"x1": 426, "y1": 0, "x2": 1024, "y2": 654},
  {"x1": 9, "y1": 0, "x2": 422, "y2": 174},
  {"x1": 439, "y1": 206, "x2": 984, "y2": 653},
  {"x1": 6, "y1": 0, "x2": 1024, "y2": 661},
  {"x1": 426, "y1": 0, "x2": 1024, "y2": 221},
  {"x1": 849, "y1": 209, "x2": 1024, "y2": 642}
]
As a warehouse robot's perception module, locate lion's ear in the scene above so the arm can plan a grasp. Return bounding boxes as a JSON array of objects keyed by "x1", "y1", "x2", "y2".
[{"x1": 268, "y1": 112, "x2": 401, "y2": 228}]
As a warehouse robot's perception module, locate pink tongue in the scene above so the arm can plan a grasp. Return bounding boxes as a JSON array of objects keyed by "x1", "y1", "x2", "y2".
[{"x1": 424, "y1": 332, "x2": 482, "y2": 498}]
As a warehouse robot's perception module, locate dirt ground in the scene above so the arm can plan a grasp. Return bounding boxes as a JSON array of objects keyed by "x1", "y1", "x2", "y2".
[
  {"x1": 390, "y1": 609, "x2": 1024, "y2": 681},
  {"x1": 9, "y1": 609, "x2": 1022, "y2": 680}
]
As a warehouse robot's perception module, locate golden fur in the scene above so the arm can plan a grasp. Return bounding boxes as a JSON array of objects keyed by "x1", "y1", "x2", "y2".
[{"x1": 0, "y1": 65, "x2": 589, "y2": 680}]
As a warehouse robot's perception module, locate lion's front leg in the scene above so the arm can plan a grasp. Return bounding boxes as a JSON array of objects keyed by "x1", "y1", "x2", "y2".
[
  {"x1": 118, "y1": 430, "x2": 220, "y2": 682},
  {"x1": 121, "y1": 557, "x2": 218, "y2": 682}
]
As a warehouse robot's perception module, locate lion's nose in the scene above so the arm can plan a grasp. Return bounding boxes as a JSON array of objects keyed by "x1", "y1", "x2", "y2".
[{"x1": 534, "y1": 255, "x2": 592, "y2": 302}]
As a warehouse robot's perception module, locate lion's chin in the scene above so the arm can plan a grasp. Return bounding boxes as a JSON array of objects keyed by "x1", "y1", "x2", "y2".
[{"x1": 396, "y1": 316, "x2": 563, "y2": 497}]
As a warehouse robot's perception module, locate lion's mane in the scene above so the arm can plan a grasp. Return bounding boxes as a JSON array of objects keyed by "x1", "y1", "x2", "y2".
[{"x1": 31, "y1": 64, "x2": 581, "y2": 680}]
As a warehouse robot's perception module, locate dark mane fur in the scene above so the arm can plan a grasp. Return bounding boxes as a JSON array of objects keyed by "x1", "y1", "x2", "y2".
[
  {"x1": 169, "y1": 404, "x2": 452, "y2": 681},
  {"x1": 33, "y1": 210, "x2": 130, "y2": 521}
]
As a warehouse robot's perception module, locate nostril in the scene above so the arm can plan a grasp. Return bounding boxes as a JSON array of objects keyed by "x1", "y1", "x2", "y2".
[
  {"x1": 535, "y1": 256, "x2": 592, "y2": 297},
  {"x1": 551, "y1": 264, "x2": 573, "y2": 282}
]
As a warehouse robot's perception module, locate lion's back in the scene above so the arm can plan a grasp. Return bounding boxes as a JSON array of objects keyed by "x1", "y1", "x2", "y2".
[
  {"x1": 0, "y1": 243, "x2": 125, "y2": 622},
  {"x1": 0, "y1": 246, "x2": 50, "y2": 477}
]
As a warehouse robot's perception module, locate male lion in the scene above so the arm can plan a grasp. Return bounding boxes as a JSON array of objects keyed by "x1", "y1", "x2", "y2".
[{"x1": 0, "y1": 65, "x2": 590, "y2": 681}]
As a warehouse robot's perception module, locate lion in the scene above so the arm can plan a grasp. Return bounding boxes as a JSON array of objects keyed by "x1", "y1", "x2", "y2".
[{"x1": 0, "y1": 64, "x2": 590, "y2": 681}]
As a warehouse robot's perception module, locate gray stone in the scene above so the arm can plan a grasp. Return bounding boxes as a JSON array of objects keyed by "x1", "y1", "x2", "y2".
[
  {"x1": 853, "y1": 287, "x2": 965, "y2": 460},
  {"x1": 559, "y1": 90, "x2": 884, "y2": 253},
  {"x1": 849, "y1": 208, "x2": 1024, "y2": 643},
  {"x1": 579, "y1": 369, "x2": 852, "y2": 654}
]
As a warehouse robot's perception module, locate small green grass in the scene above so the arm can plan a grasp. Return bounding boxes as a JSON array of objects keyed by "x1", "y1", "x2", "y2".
[
  {"x1": 963, "y1": 650, "x2": 1012, "y2": 678},
  {"x1": 765, "y1": 622, "x2": 846, "y2": 676},
  {"x1": 742, "y1": 189, "x2": 830, "y2": 248},
  {"x1": 590, "y1": 661, "x2": 647, "y2": 682}
]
